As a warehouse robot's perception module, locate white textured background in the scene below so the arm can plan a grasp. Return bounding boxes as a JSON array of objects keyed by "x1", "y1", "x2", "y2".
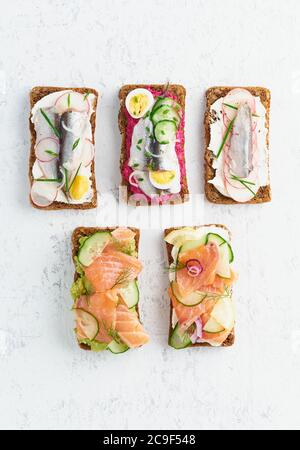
[{"x1": 0, "y1": 0, "x2": 299, "y2": 431}]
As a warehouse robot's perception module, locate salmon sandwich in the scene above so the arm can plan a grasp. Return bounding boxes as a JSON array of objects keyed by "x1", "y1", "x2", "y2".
[
  {"x1": 71, "y1": 227, "x2": 149, "y2": 354},
  {"x1": 164, "y1": 225, "x2": 237, "y2": 349}
]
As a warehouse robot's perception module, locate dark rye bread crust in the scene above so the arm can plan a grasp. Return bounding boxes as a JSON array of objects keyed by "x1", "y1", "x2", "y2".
[
  {"x1": 118, "y1": 84, "x2": 189, "y2": 206},
  {"x1": 164, "y1": 225, "x2": 235, "y2": 347},
  {"x1": 29, "y1": 86, "x2": 99, "y2": 210},
  {"x1": 71, "y1": 227, "x2": 140, "y2": 351},
  {"x1": 204, "y1": 86, "x2": 271, "y2": 204}
]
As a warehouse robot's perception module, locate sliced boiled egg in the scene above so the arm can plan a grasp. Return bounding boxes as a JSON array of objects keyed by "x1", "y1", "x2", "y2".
[
  {"x1": 125, "y1": 88, "x2": 154, "y2": 119},
  {"x1": 149, "y1": 170, "x2": 176, "y2": 190},
  {"x1": 69, "y1": 175, "x2": 90, "y2": 200}
]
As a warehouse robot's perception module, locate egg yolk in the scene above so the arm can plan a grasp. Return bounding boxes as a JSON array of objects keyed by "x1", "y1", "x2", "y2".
[
  {"x1": 69, "y1": 175, "x2": 89, "y2": 200},
  {"x1": 150, "y1": 170, "x2": 176, "y2": 185},
  {"x1": 129, "y1": 94, "x2": 149, "y2": 117}
]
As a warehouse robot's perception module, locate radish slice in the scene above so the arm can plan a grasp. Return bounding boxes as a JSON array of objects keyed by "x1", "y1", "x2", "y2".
[
  {"x1": 55, "y1": 92, "x2": 90, "y2": 115},
  {"x1": 222, "y1": 88, "x2": 256, "y2": 125},
  {"x1": 30, "y1": 180, "x2": 59, "y2": 207},
  {"x1": 223, "y1": 164, "x2": 259, "y2": 202},
  {"x1": 35, "y1": 137, "x2": 60, "y2": 162},
  {"x1": 81, "y1": 139, "x2": 95, "y2": 167}
]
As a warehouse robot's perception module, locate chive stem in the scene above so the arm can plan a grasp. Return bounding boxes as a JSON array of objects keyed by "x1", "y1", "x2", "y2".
[
  {"x1": 216, "y1": 119, "x2": 235, "y2": 158},
  {"x1": 223, "y1": 103, "x2": 259, "y2": 118},
  {"x1": 69, "y1": 163, "x2": 82, "y2": 191},
  {"x1": 40, "y1": 109, "x2": 60, "y2": 138}
]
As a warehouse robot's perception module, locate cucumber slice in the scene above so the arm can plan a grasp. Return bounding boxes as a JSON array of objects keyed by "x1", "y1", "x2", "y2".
[
  {"x1": 152, "y1": 97, "x2": 181, "y2": 114},
  {"x1": 107, "y1": 340, "x2": 129, "y2": 354},
  {"x1": 118, "y1": 281, "x2": 139, "y2": 308},
  {"x1": 171, "y1": 282, "x2": 207, "y2": 307},
  {"x1": 205, "y1": 233, "x2": 226, "y2": 246},
  {"x1": 154, "y1": 120, "x2": 177, "y2": 144},
  {"x1": 151, "y1": 105, "x2": 180, "y2": 126},
  {"x1": 79, "y1": 339, "x2": 108, "y2": 352},
  {"x1": 78, "y1": 232, "x2": 111, "y2": 267},
  {"x1": 75, "y1": 308, "x2": 99, "y2": 341},
  {"x1": 169, "y1": 323, "x2": 191, "y2": 349},
  {"x1": 211, "y1": 297, "x2": 234, "y2": 330},
  {"x1": 203, "y1": 317, "x2": 225, "y2": 334},
  {"x1": 206, "y1": 233, "x2": 234, "y2": 278}
]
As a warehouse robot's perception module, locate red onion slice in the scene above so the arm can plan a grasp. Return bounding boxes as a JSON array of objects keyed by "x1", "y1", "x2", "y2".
[
  {"x1": 129, "y1": 172, "x2": 139, "y2": 188},
  {"x1": 186, "y1": 259, "x2": 203, "y2": 277},
  {"x1": 190, "y1": 319, "x2": 203, "y2": 344}
]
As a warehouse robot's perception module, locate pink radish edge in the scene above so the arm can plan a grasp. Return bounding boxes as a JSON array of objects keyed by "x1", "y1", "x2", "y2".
[
  {"x1": 54, "y1": 92, "x2": 90, "y2": 115},
  {"x1": 35, "y1": 137, "x2": 59, "y2": 163}
]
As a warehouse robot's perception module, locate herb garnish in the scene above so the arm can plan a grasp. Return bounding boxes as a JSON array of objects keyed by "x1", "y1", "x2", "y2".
[
  {"x1": 137, "y1": 138, "x2": 143, "y2": 145},
  {"x1": 40, "y1": 109, "x2": 60, "y2": 138},
  {"x1": 64, "y1": 168, "x2": 69, "y2": 192},
  {"x1": 83, "y1": 92, "x2": 90, "y2": 101},
  {"x1": 146, "y1": 126, "x2": 151, "y2": 133},
  {"x1": 111, "y1": 268, "x2": 133, "y2": 289},
  {"x1": 45, "y1": 150, "x2": 59, "y2": 157},
  {"x1": 230, "y1": 174, "x2": 256, "y2": 196},
  {"x1": 67, "y1": 93, "x2": 71, "y2": 108},
  {"x1": 136, "y1": 145, "x2": 142, "y2": 151},
  {"x1": 223, "y1": 103, "x2": 259, "y2": 118},
  {"x1": 69, "y1": 163, "x2": 82, "y2": 191},
  {"x1": 34, "y1": 178, "x2": 60, "y2": 182},
  {"x1": 72, "y1": 138, "x2": 80, "y2": 151},
  {"x1": 216, "y1": 118, "x2": 235, "y2": 158}
]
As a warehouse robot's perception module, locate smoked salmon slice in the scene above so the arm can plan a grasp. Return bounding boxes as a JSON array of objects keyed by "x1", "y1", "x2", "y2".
[
  {"x1": 176, "y1": 242, "x2": 219, "y2": 296},
  {"x1": 84, "y1": 250, "x2": 142, "y2": 293},
  {"x1": 115, "y1": 304, "x2": 149, "y2": 348},
  {"x1": 111, "y1": 227, "x2": 136, "y2": 242},
  {"x1": 169, "y1": 288, "x2": 217, "y2": 331},
  {"x1": 76, "y1": 291, "x2": 118, "y2": 343},
  {"x1": 201, "y1": 271, "x2": 237, "y2": 294}
]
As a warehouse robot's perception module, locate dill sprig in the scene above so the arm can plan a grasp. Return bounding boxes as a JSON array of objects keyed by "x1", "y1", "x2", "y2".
[{"x1": 111, "y1": 268, "x2": 134, "y2": 289}]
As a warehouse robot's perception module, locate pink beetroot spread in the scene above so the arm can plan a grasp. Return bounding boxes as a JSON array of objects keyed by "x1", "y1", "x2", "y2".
[{"x1": 122, "y1": 86, "x2": 186, "y2": 204}]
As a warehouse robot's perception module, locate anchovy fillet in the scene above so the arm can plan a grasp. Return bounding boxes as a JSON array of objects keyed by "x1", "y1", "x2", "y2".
[
  {"x1": 59, "y1": 111, "x2": 88, "y2": 171},
  {"x1": 228, "y1": 103, "x2": 253, "y2": 178}
]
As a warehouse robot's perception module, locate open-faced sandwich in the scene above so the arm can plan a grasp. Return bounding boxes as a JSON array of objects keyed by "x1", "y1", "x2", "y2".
[
  {"x1": 165, "y1": 226, "x2": 236, "y2": 349},
  {"x1": 71, "y1": 227, "x2": 149, "y2": 354},
  {"x1": 119, "y1": 84, "x2": 189, "y2": 205},
  {"x1": 29, "y1": 87, "x2": 98, "y2": 209},
  {"x1": 205, "y1": 86, "x2": 271, "y2": 204}
]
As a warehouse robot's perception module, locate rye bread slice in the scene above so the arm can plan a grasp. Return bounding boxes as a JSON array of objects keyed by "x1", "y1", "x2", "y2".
[
  {"x1": 71, "y1": 227, "x2": 140, "y2": 351},
  {"x1": 118, "y1": 84, "x2": 189, "y2": 206},
  {"x1": 164, "y1": 225, "x2": 235, "y2": 348},
  {"x1": 204, "y1": 86, "x2": 271, "y2": 204},
  {"x1": 29, "y1": 86, "x2": 99, "y2": 210}
]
